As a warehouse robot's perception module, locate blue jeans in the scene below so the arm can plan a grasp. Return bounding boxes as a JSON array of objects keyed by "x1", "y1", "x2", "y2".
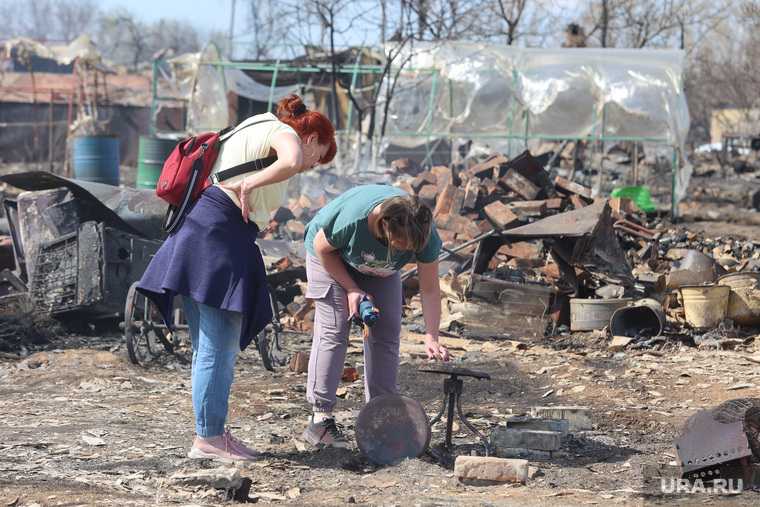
[{"x1": 182, "y1": 295, "x2": 242, "y2": 437}]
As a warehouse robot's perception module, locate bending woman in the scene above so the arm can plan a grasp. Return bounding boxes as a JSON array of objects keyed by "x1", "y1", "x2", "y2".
[
  {"x1": 301, "y1": 185, "x2": 452, "y2": 449},
  {"x1": 137, "y1": 94, "x2": 336, "y2": 463}
]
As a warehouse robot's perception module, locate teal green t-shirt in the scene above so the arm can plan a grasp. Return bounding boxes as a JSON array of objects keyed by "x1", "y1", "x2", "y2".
[{"x1": 304, "y1": 185, "x2": 442, "y2": 277}]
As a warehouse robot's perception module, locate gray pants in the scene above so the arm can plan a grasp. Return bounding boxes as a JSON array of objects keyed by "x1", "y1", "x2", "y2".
[{"x1": 305, "y1": 252, "x2": 403, "y2": 413}]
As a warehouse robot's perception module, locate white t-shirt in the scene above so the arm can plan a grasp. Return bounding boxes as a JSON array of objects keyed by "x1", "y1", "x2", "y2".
[{"x1": 210, "y1": 112, "x2": 298, "y2": 231}]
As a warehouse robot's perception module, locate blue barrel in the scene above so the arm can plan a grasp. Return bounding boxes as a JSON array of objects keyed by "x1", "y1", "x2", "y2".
[
  {"x1": 72, "y1": 135, "x2": 120, "y2": 186},
  {"x1": 137, "y1": 137, "x2": 176, "y2": 189}
]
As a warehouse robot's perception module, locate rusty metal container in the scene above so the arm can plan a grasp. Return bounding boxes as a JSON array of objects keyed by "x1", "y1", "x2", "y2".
[
  {"x1": 717, "y1": 272, "x2": 760, "y2": 326},
  {"x1": 679, "y1": 284, "x2": 730, "y2": 329},
  {"x1": 570, "y1": 298, "x2": 632, "y2": 331},
  {"x1": 609, "y1": 298, "x2": 665, "y2": 338}
]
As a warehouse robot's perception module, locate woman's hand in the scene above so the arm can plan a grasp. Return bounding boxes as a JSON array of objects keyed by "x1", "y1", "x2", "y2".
[
  {"x1": 425, "y1": 337, "x2": 452, "y2": 361},
  {"x1": 346, "y1": 287, "x2": 368, "y2": 319},
  {"x1": 219, "y1": 177, "x2": 252, "y2": 222},
  {"x1": 218, "y1": 132, "x2": 303, "y2": 222}
]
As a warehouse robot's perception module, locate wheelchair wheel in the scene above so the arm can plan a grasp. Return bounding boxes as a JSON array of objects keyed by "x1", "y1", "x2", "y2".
[
  {"x1": 124, "y1": 281, "x2": 167, "y2": 365},
  {"x1": 255, "y1": 285, "x2": 287, "y2": 371}
]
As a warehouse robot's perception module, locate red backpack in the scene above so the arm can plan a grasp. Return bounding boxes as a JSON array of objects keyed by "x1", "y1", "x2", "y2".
[{"x1": 157, "y1": 118, "x2": 276, "y2": 233}]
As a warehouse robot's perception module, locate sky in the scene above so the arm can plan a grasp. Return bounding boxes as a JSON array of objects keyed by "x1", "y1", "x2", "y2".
[{"x1": 96, "y1": 0, "x2": 238, "y2": 40}]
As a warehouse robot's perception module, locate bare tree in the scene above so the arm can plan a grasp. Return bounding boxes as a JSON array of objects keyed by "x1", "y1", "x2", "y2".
[
  {"x1": 0, "y1": 0, "x2": 98, "y2": 42},
  {"x1": 97, "y1": 9, "x2": 202, "y2": 70},
  {"x1": 579, "y1": 0, "x2": 724, "y2": 49},
  {"x1": 493, "y1": 0, "x2": 527, "y2": 45},
  {"x1": 405, "y1": 0, "x2": 490, "y2": 42}
]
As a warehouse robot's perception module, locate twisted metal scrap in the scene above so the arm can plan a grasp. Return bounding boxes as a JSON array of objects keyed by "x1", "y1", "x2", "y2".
[{"x1": 683, "y1": 398, "x2": 760, "y2": 461}]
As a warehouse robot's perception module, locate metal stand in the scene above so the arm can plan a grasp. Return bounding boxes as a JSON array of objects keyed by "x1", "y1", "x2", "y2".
[{"x1": 419, "y1": 365, "x2": 492, "y2": 456}]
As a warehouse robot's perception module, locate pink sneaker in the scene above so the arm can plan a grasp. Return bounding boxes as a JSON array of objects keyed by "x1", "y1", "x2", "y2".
[
  {"x1": 223, "y1": 426, "x2": 261, "y2": 458},
  {"x1": 188, "y1": 429, "x2": 258, "y2": 463}
]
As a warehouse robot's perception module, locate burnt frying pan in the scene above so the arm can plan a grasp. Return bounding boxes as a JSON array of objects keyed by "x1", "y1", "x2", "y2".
[{"x1": 355, "y1": 393, "x2": 431, "y2": 466}]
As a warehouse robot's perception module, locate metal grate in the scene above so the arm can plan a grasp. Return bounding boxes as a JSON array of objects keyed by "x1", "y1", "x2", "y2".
[{"x1": 30, "y1": 232, "x2": 78, "y2": 313}]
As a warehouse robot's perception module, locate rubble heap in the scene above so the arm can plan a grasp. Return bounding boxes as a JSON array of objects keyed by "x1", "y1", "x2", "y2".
[{"x1": 260, "y1": 150, "x2": 760, "y2": 351}]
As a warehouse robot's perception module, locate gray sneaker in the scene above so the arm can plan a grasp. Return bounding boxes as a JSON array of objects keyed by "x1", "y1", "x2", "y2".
[{"x1": 302, "y1": 417, "x2": 351, "y2": 449}]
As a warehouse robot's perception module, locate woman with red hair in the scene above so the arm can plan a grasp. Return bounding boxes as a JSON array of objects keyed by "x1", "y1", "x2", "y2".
[{"x1": 137, "y1": 94, "x2": 336, "y2": 463}]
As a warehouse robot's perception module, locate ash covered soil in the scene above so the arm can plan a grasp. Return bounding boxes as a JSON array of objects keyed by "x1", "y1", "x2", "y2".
[
  {"x1": 2, "y1": 321, "x2": 760, "y2": 507},
  {"x1": 4, "y1": 170, "x2": 760, "y2": 506}
]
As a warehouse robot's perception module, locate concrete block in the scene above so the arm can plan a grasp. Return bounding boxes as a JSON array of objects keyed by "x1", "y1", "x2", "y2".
[
  {"x1": 495, "y1": 447, "x2": 566, "y2": 458},
  {"x1": 490, "y1": 427, "x2": 563, "y2": 452},
  {"x1": 505, "y1": 417, "x2": 570, "y2": 437},
  {"x1": 454, "y1": 456, "x2": 528, "y2": 485},
  {"x1": 530, "y1": 406, "x2": 592, "y2": 431}
]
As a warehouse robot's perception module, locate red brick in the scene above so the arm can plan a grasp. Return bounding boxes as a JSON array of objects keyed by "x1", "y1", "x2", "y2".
[
  {"x1": 496, "y1": 241, "x2": 542, "y2": 259},
  {"x1": 476, "y1": 219, "x2": 494, "y2": 235},
  {"x1": 568, "y1": 194, "x2": 587, "y2": 209},
  {"x1": 434, "y1": 184, "x2": 457, "y2": 216},
  {"x1": 411, "y1": 171, "x2": 437, "y2": 193},
  {"x1": 289, "y1": 352, "x2": 309, "y2": 373},
  {"x1": 437, "y1": 228, "x2": 457, "y2": 244},
  {"x1": 507, "y1": 150, "x2": 559, "y2": 198},
  {"x1": 609, "y1": 197, "x2": 642, "y2": 215},
  {"x1": 431, "y1": 165, "x2": 454, "y2": 190},
  {"x1": 298, "y1": 193, "x2": 323, "y2": 211},
  {"x1": 463, "y1": 177, "x2": 481, "y2": 210},
  {"x1": 301, "y1": 309, "x2": 315, "y2": 333},
  {"x1": 434, "y1": 213, "x2": 480, "y2": 238},
  {"x1": 544, "y1": 198, "x2": 566, "y2": 210},
  {"x1": 417, "y1": 183, "x2": 438, "y2": 209},
  {"x1": 449, "y1": 186, "x2": 466, "y2": 215},
  {"x1": 396, "y1": 180, "x2": 414, "y2": 196},
  {"x1": 554, "y1": 176, "x2": 592, "y2": 199},
  {"x1": 507, "y1": 200, "x2": 546, "y2": 217},
  {"x1": 390, "y1": 157, "x2": 421, "y2": 175},
  {"x1": 468, "y1": 154, "x2": 508, "y2": 179},
  {"x1": 481, "y1": 178, "x2": 500, "y2": 196},
  {"x1": 499, "y1": 168, "x2": 540, "y2": 200},
  {"x1": 286, "y1": 295, "x2": 312, "y2": 320},
  {"x1": 507, "y1": 257, "x2": 546, "y2": 269},
  {"x1": 483, "y1": 200, "x2": 520, "y2": 230}
]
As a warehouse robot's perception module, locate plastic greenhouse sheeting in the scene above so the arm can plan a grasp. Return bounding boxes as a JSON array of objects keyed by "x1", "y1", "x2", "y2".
[{"x1": 378, "y1": 41, "x2": 692, "y2": 203}]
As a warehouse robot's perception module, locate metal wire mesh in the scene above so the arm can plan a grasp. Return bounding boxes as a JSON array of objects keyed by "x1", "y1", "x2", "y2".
[{"x1": 29, "y1": 233, "x2": 78, "y2": 313}]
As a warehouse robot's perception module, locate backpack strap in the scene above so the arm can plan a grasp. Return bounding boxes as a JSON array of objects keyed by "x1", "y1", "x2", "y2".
[
  {"x1": 162, "y1": 151, "x2": 207, "y2": 234},
  {"x1": 209, "y1": 116, "x2": 279, "y2": 185},
  {"x1": 208, "y1": 155, "x2": 278, "y2": 185}
]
